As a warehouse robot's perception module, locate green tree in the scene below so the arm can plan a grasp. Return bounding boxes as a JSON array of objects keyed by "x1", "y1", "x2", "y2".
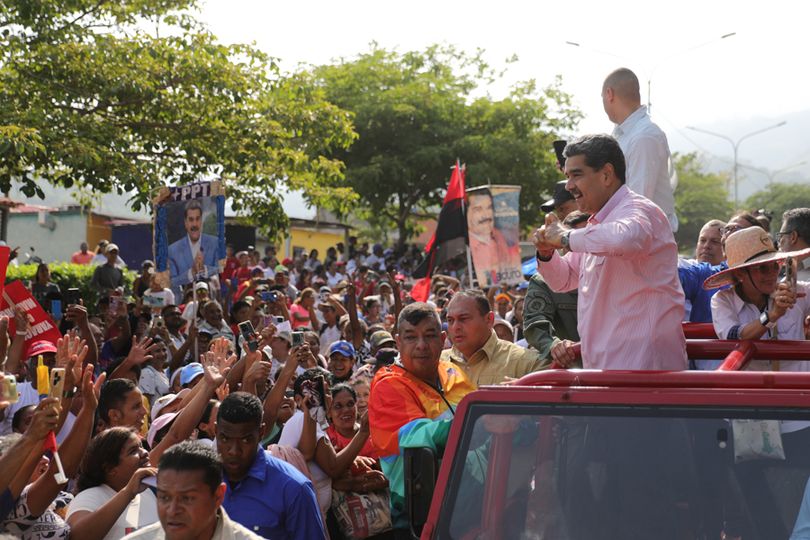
[
  {"x1": 0, "y1": 0, "x2": 356, "y2": 236},
  {"x1": 673, "y1": 153, "x2": 734, "y2": 253},
  {"x1": 745, "y1": 181, "x2": 810, "y2": 233},
  {"x1": 313, "y1": 45, "x2": 581, "y2": 248}
]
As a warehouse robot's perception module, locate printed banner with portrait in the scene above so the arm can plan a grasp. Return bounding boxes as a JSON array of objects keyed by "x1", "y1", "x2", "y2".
[
  {"x1": 466, "y1": 185, "x2": 523, "y2": 287},
  {"x1": 153, "y1": 181, "x2": 227, "y2": 290}
]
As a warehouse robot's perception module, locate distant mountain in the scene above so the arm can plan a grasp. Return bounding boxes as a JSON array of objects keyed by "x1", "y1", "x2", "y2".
[{"x1": 668, "y1": 108, "x2": 810, "y2": 202}]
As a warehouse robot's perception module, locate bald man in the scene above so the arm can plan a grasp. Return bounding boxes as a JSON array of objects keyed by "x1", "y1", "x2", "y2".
[{"x1": 602, "y1": 67, "x2": 678, "y2": 232}]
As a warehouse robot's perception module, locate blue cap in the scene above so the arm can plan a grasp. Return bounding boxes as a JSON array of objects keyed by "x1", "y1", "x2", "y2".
[
  {"x1": 517, "y1": 281, "x2": 529, "y2": 290},
  {"x1": 180, "y1": 362, "x2": 204, "y2": 386},
  {"x1": 328, "y1": 340, "x2": 356, "y2": 359}
]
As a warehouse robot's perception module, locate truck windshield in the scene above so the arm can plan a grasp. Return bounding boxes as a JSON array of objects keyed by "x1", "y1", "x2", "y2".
[{"x1": 436, "y1": 403, "x2": 810, "y2": 540}]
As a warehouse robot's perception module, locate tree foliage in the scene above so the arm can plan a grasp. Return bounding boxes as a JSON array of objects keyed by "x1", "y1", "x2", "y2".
[
  {"x1": 7, "y1": 263, "x2": 135, "y2": 311},
  {"x1": 0, "y1": 0, "x2": 357, "y2": 236},
  {"x1": 312, "y1": 45, "x2": 582, "y2": 247},
  {"x1": 745, "y1": 181, "x2": 810, "y2": 234},
  {"x1": 673, "y1": 153, "x2": 734, "y2": 252}
]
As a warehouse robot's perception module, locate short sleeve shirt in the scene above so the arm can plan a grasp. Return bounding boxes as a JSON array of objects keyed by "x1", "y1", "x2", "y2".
[{"x1": 67, "y1": 484, "x2": 158, "y2": 540}]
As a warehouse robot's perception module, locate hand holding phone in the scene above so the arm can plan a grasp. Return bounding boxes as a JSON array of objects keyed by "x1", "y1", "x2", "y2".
[
  {"x1": 238, "y1": 321, "x2": 259, "y2": 352},
  {"x1": 782, "y1": 256, "x2": 797, "y2": 292},
  {"x1": 65, "y1": 288, "x2": 80, "y2": 306},
  {"x1": 291, "y1": 331, "x2": 304, "y2": 348},
  {"x1": 49, "y1": 368, "x2": 66, "y2": 404},
  {"x1": 0, "y1": 375, "x2": 18, "y2": 404}
]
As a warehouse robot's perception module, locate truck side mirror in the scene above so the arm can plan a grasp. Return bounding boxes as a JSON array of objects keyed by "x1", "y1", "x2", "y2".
[{"x1": 404, "y1": 446, "x2": 438, "y2": 539}]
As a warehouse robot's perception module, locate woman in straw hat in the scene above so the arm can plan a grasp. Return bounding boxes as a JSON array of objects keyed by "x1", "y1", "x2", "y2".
[{"x1": 704, "y1": 227, "x2": 810, "y2": 366}]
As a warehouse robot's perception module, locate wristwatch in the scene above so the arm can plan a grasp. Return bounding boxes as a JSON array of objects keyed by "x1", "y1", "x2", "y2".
[
  {"x1": 759, "y1": 311, "x2": 777, "y2": 329},
  {"x1": 560, "y1": 231, "x2": 571, "y2": 249}
]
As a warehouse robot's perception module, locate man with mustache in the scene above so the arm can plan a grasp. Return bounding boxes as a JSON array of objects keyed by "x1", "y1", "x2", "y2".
[
  {"x1": 533, "y1": 134, "x2": 686, "y2": 370},
  {"x1": 168, "y1": 200, "x2": 220, "y2": 287},
  {"x1": 466, "y1": 188, "x2": 521, "y2": 287}
]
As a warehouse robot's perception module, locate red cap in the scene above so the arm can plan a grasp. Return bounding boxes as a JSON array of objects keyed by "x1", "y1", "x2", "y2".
[
  {"x1": 282, "y1": 258, "x2": 293, "y2": 266},
  {"x1": 25, "y1": 340, "x2": 57, "y2": 359}
]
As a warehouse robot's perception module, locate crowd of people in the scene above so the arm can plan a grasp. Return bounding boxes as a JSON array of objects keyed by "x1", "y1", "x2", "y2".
[{"x1": 0, "y1": 65, "x2": 808, "y2": 540}]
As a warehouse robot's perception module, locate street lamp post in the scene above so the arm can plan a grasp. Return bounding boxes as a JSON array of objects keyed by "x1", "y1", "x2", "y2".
[
  {"x1": 566, "y1": 32, "x2": 735, "y2": 115},
  {"x1": 645, "y1": 32, "x2": 736, "y2": 113},
  {"x1": 740, "y1": 160, "x2": 808, "y2": 186},
  {"x1": 686, "y1": 121, "x2": 787, "y2": 207}
]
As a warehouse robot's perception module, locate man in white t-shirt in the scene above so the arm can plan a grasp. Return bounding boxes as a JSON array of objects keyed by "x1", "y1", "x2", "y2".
[
  {"x1": 181, "y1": 281, "x2": 210, "y2": 324},
  {"x1": 142, "y1": 271, "x2": 175, "y2": 312}
]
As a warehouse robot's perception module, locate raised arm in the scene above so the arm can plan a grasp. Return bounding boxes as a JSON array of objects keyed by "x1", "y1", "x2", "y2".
[
  {"x1": 67, "y1": 467, "x2": 157, "y2": 540},
  {"x1": 313, "y1": 412, "x2": 370, "y2": 479},
  {"x1": 150, "y1": 354, "x2": 231, "y2": 464},
  {"x1": 345, "y1": 283, "x2": 363, "y2": 350},
  {"x1": 25, "y1": 367, "x2": 104, "y2": 517},
  {"x1": 0, "y1": 398, "x2": 60, "y2": 497},
  {"x1": 65, "y1": 305, "x2": 98, "y2": 369}
]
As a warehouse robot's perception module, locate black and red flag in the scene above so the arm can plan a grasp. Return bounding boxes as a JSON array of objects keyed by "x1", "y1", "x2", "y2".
[{"x1": 411, "y1": 161, "x2": 468, "y2": 301}]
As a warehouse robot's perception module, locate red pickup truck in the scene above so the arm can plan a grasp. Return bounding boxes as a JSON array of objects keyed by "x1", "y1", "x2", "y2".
[{"x1": 407, "y1": 329, "x2": 810, "y2": 540}]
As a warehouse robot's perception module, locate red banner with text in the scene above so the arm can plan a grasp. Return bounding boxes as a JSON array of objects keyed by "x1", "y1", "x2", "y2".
[{"x1": 0, "y1": 280, "x2": 62, "y2": 348}]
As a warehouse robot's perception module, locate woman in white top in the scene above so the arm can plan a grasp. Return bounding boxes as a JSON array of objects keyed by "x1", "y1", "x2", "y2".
[
  {"x1": 66, "y1": 427, "x2": 158, "y2": 540},
  {"x1": 707, "y1": 226, "x2": 810, "y2": 371},
  {"x1": 278, "y1": 367, "x2": 370, "y2": 514},
  {"x1": 706, "y1": 226, "x2": 810, "y2": 539}
]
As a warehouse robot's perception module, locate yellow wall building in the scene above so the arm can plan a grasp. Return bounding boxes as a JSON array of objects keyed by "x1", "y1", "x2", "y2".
[{"x1": 283, "y1": 218, "x2": 349, "y2": 259}]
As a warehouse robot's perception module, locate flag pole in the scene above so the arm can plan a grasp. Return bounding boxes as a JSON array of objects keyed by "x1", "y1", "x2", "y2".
[{"x1": 457, "y1": 160, "x2": 475, "y2": 288}]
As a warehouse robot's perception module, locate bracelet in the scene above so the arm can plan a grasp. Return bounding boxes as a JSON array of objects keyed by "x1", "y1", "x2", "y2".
[
  {"x1": 536, "y1": 250, "x2": 554, "y2": 263},
  {"x1": 15, "y1": 330, "x2": 27, "y2": 336},
  {"x1": 63, "y1": 387, "x2": 76, "y2": 399}
]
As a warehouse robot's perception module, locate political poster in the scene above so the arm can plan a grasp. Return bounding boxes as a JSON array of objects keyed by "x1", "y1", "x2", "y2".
[
  {"x1": 0, "y1": 280, "x2": 62, "y2": 348},
  {"x1": 153, "y1": 181, "x2": 227, "y2": 290},
  {"x1": 466, "y1": 185, "x2": 523, "y2": 287}
]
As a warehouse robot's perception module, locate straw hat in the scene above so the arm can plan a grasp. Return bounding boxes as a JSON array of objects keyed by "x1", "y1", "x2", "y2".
[{"x1": 703, "y1": 227, "x2": 793, "y2": 290}]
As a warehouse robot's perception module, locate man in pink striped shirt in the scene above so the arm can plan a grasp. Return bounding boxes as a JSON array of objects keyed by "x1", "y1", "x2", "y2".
[{"x1": 533, "y1": 134, "x2": 687, "y2": 370}]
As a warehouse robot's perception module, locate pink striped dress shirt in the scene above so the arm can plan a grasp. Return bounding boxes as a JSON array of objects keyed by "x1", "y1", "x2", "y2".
[{"x1": 538, "y1": 185, "x2": 687, "y2": 370}]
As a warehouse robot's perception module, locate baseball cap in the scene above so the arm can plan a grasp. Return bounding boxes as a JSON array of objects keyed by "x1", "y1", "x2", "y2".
[
  {"x1": 369, "y1": 330, "x2": 395, "y2": 350},
  {"x1": 193, "y1": 282, "x2": 209, "y2": 292},
  {"x1": 274, "y1": 264, "x2": 288, "y2": 274},
  {"x1": 494, "y1": 293, "x2": 511, "y2": 304},
  {"x1": 274, "y1": 331, "x2": 292, "y2": 345},
  {"x1": 282, "y1": 258, "x2": 293, "y2": 266},
  {"x1": 150, "y1": 388, "x2": 191, "y2": 422},
  {"x1": 25, "y1": 340, "x2": 57, "y2": 359},
  {"x1": 493, "y1": 319, "x2": 514, "y2": 334},
  {"x1": 147, "y1": 412, "x2": 178, "y2": 448},
  {"x1": 105, "y1": 243, "x2": 119, "y2": 254},
  {"x1": 180, "y1": 363, "x2": 204, "y2": 386},
  {"x1": 329, "y1": 340, "x2": 356, "y2": 359},
  {"x1": 540, "y1": 181, "x2": 575, "y2": 212},
  {"x1": 370, "y1": 347, "x2": 398, "y2": 366}
]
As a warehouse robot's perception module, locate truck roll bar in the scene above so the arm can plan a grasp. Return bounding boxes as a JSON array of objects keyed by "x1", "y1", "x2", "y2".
[{"x1": 549, "y1": 339, "x2": 810, "y2": 371}]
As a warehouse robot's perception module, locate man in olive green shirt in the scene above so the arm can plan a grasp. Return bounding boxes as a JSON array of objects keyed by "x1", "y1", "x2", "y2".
[
  {"x1": 442, "y1": 290, "x2": 544, "y2": 385},
  {"x1": 522, "y1": 273, "x2": 580, "y2": 359}
]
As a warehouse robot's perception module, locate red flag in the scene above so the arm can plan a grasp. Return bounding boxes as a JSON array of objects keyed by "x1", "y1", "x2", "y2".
[
  {"x1": 410, "y1": 277, "x2": 432, "y2": 303},
  {"x1": 43, "y1": 431, "x2": 58, "y2": 453},
  {"x1": 413, "y1": 161, "x2": 468, "y2": 280},
  {"x1": 0, "y1": 246, "x2": 9, "y2": 300}
]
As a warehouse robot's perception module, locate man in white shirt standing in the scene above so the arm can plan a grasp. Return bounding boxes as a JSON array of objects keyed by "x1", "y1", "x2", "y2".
[{"x1": 602, "y1": 67, "x2": 679, "y2": 232}]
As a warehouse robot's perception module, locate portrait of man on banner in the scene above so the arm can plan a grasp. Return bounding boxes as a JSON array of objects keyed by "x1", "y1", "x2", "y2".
[
  {"x1": 154, "y1": 181, "x2": 226, "y2": 289},
  {"x1": 467, "y1": 185, "x2": 522, "y2": 287}
]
